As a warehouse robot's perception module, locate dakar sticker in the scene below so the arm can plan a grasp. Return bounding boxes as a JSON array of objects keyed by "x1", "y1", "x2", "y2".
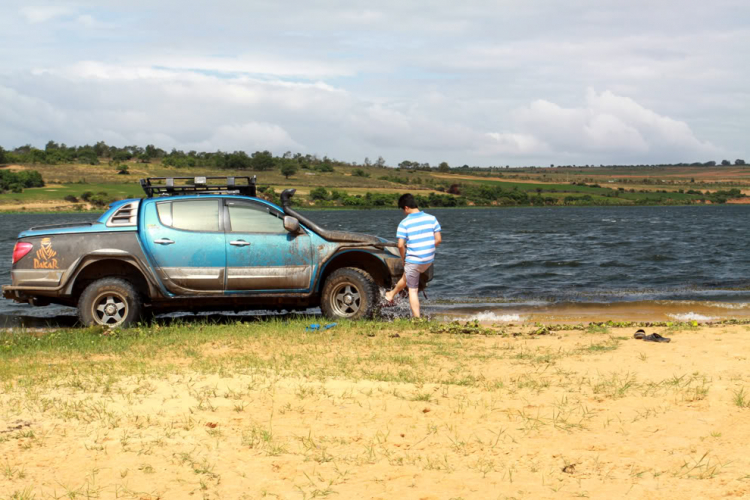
[{"x1": 33, "y1": 238, "x2": 59, "y2": 269}]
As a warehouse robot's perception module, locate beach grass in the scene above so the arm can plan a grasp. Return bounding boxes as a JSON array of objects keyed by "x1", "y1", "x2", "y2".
[{"x1": 2, "y1": 318, "x2": 750, "y2": 498}]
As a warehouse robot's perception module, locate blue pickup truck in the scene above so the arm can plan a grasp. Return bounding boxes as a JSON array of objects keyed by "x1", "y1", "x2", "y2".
[{"x1": 3, "y1": 176, "x2": 409, "y2": 326}]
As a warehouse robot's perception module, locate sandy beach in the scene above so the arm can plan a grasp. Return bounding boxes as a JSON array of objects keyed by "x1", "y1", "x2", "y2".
[{"x1": 1, "y1": 319, "x2": 749, "y2": 499}]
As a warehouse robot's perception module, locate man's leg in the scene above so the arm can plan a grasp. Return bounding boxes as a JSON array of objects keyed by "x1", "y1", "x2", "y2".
[
  {"x1": 408, "y1": 287, "x2": 420, "y2": 318},
  {"x1": 384, "y1": 274, "x2": 407, "y2": 302}
]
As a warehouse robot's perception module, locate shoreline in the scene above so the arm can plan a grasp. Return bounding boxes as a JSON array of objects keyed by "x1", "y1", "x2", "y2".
[
  {"x1": 436, "y1": 298, "x2": 750, "y2": 325},
  {"x1": 3, "y1": 303, "x2": 750, "y2": 330}
]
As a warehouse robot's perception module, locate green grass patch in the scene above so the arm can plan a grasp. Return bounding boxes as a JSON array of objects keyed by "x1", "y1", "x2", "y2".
[
  {"x1": 457, "y1": 178, "x2": 704, "y2": 203},
  {"x1": 0, "y1": 183, "x2": 145, "y2": 203},
  {"x1": 0, "y1": 318, "x2": 483, "y2": 387}
]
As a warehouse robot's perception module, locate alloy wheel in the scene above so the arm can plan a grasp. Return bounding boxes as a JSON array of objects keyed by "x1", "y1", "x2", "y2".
[
  {"x1": 92, "y1": 292, "x2": 128, "y2": 326},
  {"x1": 330, "y1": 283, "x2": 361, "y2": 317}
]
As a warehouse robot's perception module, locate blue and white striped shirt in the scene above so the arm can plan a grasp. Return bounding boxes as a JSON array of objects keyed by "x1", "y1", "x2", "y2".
[{"x1": 397, "y1": 211, "x2": 442, "y2": 264}]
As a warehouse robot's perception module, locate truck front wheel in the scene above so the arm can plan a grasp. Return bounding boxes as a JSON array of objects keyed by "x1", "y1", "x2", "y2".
[
  {"x1": 78, "y1": 278, "x2": 142, "y2": 328},
  {"x1": 320, "y1": 267, "x2": 379, "y2": 320}
]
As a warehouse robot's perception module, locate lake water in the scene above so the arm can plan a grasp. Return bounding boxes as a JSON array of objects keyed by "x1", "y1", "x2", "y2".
[{"x1": 2, "y1": 206, "x2": 750, "y2": 324}]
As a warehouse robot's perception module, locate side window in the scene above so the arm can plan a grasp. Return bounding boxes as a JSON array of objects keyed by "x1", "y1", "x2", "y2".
[
  {"x1": 157, "y1": 200, "x2": 220, "y2": 232},
  {"x1": 228, "y1": 202, "x2": 286, "y2": 233},
  {"x1": 156, "y1": 202, "x2": 172, "y2": 226}
]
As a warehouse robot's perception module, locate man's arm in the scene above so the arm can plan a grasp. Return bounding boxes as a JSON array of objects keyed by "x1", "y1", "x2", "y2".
[
  {"x1": 397, "y1": 238, "x2": 406, "y2": 262},
  {"x1": 434, "y1": 231, "x2": 442, "y2": 247}
]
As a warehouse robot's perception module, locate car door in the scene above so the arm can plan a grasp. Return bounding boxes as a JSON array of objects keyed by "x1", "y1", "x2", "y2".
[
  {"x1": 141, "y1": 198, "x2": 226, "y2": 293},
  {"x1": 223, "y1": 199, "x2": 313, "y2": 292}
]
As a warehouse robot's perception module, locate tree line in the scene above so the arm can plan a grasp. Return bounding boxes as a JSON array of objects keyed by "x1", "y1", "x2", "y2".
[
  {"x1": 0, "y1": 142, "x2": 390, "y2": 178},
  {"x1": 0, "y1": 141, "x2": 746, "y2": 174}
]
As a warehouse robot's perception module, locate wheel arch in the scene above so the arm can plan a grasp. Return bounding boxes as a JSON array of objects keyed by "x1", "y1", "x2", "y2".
[
  {"x1": 66, "y1": 257, "x2": 157, "y2": 303},
  {"x1": 317, "y1": 250, "x2": 390, "y2": 292}
]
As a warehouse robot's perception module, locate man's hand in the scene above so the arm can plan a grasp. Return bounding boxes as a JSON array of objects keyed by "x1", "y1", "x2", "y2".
[{"x1": 434, "y1": 231, "x2": 442, "y2": 247}]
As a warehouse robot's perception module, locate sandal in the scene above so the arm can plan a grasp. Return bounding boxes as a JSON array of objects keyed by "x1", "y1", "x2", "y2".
[
  {"x1": 633, "y1": 329, "x2": 646, "y2": 340},
  {"x1": 643, "y1": 333, "x2": 671, "y2": 343},
  {"x1": 306, "y1": 322, "x2": 337, "y2": 332}
]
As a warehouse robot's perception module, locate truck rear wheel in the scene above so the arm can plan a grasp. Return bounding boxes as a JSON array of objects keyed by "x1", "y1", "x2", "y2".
[
  {"x1": 78, "y1": 278, "x2": 142, "y2": 328},
  {"x1": 320, "y1": 267, "x2": 379, "y2": 320}
]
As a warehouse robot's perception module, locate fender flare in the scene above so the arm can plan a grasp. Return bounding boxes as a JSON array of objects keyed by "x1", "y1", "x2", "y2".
[
  {"x1": 62, "y1": 250, "x2": 163, "y2": 298},
  {"x1": 315, "y1": 249, "x2": 391, "y2": 292}
]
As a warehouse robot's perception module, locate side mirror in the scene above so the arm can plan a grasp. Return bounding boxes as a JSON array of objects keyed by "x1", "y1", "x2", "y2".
[{"x1": 283, "y1": 216, "x2": 300, "y2": 233}]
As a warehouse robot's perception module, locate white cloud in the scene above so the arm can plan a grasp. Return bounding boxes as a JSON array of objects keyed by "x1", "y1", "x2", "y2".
[
  {"x1": 509, "y1": 89, "x2": 716, "y2": 160},
  {"x1": 2, "y1": 0, "x2": 748, "y2": 164},
  {"x1": 349, "y1": 103, "x2": 481, "y2": 152},
  {"x1": 479, "y1": 133, "x2": 549, "y2": 156},
  {"x1": 0, "y1": 65, "x2": 722, "y2": 166},
  {"x1": 19, "y1": 6, "x2": 71, "y2": 23},
  {"x1": 148, "y1": 55, "x2": 361, "y2": 79},
  {"x1": 186, "y1": 123, "x2": 304, "y2": 153},
  {"x1": 0, "y1": 65, "x2": 344, "y2": 155},
  {"x1": 76, "y1": 14, "x2": 97, "y2": 27},
  {"x1": 337, "y1": 9, "x2": 384, "y2": 24},
  {"x1": 57, "y1": 61, "x2": 181, "y2": 81}
]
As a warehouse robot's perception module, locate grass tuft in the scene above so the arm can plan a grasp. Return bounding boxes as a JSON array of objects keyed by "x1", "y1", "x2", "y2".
[{"x1": 733, "y1": 387, "x2": 750, "y2": 408}]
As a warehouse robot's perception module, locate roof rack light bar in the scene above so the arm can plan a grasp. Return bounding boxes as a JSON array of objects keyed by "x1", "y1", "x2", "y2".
[{"x1": 140, "y1": 176, "x2": 257, "y2": 198}]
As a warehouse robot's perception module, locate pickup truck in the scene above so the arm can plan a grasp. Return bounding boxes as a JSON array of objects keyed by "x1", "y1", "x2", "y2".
[{"x1": 3, "y1": 176, "x2": 410, "y2": 327}]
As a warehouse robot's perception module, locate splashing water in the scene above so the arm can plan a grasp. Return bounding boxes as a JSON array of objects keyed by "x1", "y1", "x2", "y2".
[
  {"x1": 667, "y1": 312, "x2": 715, "y2": 322},
  {"x1": 464, "y1": 311, "x2": 525, "y2": 323},
  {"x1": 378, "y1": 288, "x2": 414, "y2": 321}
]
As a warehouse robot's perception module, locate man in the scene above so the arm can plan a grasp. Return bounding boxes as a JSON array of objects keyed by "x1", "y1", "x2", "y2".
[{"x1": 384, "y1": 193, "x2": 442, "y2": 318}]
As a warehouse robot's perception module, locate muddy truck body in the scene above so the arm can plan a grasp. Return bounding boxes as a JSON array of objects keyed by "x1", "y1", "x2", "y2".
[{"x1": 3, "y1": 177, "x2": 410, "y2": 326}]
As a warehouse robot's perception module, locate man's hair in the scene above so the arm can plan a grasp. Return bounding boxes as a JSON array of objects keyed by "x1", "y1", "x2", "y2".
[{"x1": 398, "y1": 193, "x2": 418, "y2": 210}]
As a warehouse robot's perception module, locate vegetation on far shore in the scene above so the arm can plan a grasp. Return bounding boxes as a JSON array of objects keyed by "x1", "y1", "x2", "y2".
[{"x1": 1, "y1": 141, "x2": 749, "y2": 211}]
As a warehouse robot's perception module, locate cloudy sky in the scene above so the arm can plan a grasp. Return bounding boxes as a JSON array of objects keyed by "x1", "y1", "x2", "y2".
[{"x1": 1, "y1": 0, "x2": 748, "y2": 166}]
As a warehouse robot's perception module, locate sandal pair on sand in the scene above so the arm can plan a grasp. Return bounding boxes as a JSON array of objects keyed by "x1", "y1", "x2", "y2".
[{"x1": 634, "y1": 329, "x2": 671, "y2": 342}]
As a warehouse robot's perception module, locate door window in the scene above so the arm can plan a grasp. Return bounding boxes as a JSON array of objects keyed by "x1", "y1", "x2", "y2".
[
  {"x1": 156, "y1": 200, "x2": 220, "y2": 232},
  {"x1": 156, "y1": 202, "x2": 172, "y2": 226},
  {"x1": 228, "y1": 202, "x2": 286, "y2": 233}
]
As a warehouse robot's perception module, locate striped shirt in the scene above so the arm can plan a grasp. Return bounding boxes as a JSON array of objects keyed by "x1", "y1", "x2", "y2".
[{"x1": 397, "y1": 211, "x2": 442, "y2": 264}]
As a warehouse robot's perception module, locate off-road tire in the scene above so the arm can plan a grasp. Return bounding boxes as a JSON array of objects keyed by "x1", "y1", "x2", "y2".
[
  {"x1": 320, "y1": 267, "x2": 379, "y2": 320},
  {"x1": 78, "y1": 278, "x2": 142, "y2": 328}
]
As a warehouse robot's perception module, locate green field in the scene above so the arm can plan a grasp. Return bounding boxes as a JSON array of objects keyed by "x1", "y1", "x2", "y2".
[
  {"x1": 459, "y1": 178, "x2": 706, "y2": 203},
  {"x1": 1, "y1": 183, "x2": 145, "y2": 202},
  {"x1": 1, "y1": 161, "x2": 747, "y2": 210}
]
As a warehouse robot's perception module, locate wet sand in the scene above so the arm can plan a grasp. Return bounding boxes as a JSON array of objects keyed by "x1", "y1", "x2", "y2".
[{"x1": 440, "y1": 299, "x2": 750, "y2": 325}]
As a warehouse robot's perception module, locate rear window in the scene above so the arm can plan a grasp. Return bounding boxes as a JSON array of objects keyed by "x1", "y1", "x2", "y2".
[{"x1": 156, "y1": 200, "x2": 219, "y2": 232}]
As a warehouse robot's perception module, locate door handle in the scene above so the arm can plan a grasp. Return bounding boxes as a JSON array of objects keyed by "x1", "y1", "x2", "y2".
[
  {"x1": 154, "y1": 238, "x2": 175, "y2": 245},
  {"x1": 230, "y1": 240, "x2": 251, "y2": 247}
]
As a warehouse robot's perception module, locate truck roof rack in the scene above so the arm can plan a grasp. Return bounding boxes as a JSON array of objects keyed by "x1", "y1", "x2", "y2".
[{"x1": 140, "y1": 176, "x2": 257, "y2": 198}]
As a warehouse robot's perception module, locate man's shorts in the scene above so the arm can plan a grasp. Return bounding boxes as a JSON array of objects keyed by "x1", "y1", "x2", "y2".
[{"x1": 404, "y1": 262, "x2": 433, "y2": 289}]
